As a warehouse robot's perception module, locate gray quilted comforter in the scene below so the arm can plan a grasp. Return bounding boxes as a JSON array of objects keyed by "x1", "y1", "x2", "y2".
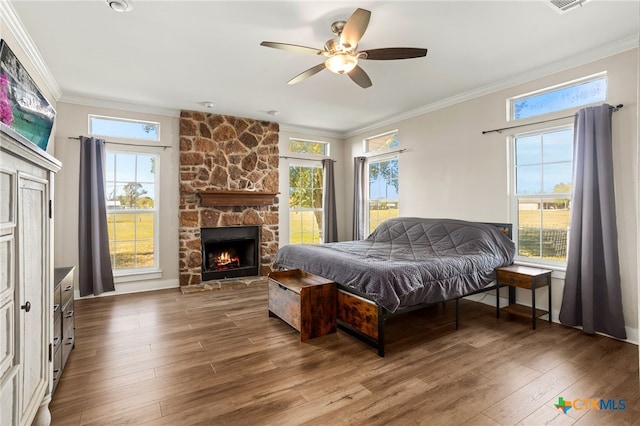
[{"x1": 273, "y1": 217, "x2": 515, "y2": 313}]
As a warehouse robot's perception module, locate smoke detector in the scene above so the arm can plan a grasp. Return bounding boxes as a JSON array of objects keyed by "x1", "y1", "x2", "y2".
[
  {"x1": 107, "y1": 0, "x2": 133, "y2": 12},
  {"x1": 547, "y1": 0, "x2": 591, "y2": 14}
]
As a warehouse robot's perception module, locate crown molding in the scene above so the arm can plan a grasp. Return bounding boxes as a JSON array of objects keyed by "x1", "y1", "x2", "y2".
[
  {"x1": 343, "y1": 35, "x2": 638, "y2": 138},
  {"x1": 60, "y1": 94, "x2": 180, "y2": 118},
  {"x1": 1, "y1": 1, "x2": 62, "y2": 100},
  {"x1": 278, "y1": 123, "x2": 343, "y2": 139}
]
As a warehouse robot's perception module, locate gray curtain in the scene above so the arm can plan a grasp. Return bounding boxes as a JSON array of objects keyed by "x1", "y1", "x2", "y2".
[
  {"x1": 322, "y1": 159, "x2": 338, "y2": 243},
  {"x1": 352, "y1": 156, "x2": 367, "y2": 240},
  {"x1": 559, "y1": 104, "x2": 626, "y2": 339},
  {"x1": 78, "y1": 136, "x2": 115, "y2": 297}
]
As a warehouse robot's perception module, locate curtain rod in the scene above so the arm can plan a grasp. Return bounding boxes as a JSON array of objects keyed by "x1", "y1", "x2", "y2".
[
  {"x1": 279, "y1": 155, "x2": 336, "y2": 162},
  {"x1": 482, "y1": 104, "x2": 623, "y2": 135},
  {"x1": 68, "y1": 136, "x2": 171, "y2": 149},
  {"x1": 363, "y1": 148, "x2": 407, "y2": 159}
]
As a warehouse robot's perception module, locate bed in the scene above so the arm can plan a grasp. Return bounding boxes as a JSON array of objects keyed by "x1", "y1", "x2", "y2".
[{"x1": 273, "y1": 217, "x2": 516, "y2": 356}]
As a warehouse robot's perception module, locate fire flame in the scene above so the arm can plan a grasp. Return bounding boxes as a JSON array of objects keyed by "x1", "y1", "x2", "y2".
[{"x1": 210, "y1": 250, "x2": 240, "y2": 270}]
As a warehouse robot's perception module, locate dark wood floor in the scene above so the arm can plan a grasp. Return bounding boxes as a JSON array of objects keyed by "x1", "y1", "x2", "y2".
[{"x1": 50, "y1": 283, "x2": 639, "y2": 425}]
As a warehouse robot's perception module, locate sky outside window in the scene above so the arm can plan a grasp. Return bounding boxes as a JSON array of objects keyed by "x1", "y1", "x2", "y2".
[
  {"x1": 90, "y1": 115, "x2": 160, "y2": 141},
  {"x1": 512, "y1": 76, "x2": 606, "y2": 121}
]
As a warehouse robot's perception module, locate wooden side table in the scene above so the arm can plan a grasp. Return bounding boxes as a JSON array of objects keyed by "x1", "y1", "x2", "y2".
[
  {"x1": 496, "y1": 265, "x2": 552, "y2": 329},
  {"x1": 268, "y1": 269, "x2": 337, "y2": 341}
]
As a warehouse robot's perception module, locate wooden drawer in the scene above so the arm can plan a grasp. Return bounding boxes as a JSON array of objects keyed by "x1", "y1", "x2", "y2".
[
  {"x1": 61, "y1": 281, "x2": 74, "y2": 309},
  {"x1": 52, "y1": 344, "x2": 62, "y2": 391},
  {"x1": 55, "y1": 266, "x2": 74, "y2": 312},
  {"x1": 268, "y1": 279, "x2": 302, "y2": 331},
  {"x1": 53, "y1": 283, "x2": 61, "y2": 314},
  {"x1": 496, "y1": 265, "x2": 551, "y2": 290},
  {"x1": 53, "y1": 266, "x2": 75, "y2": 394},
  {"x1": 62, "y1": 304, "x2": 74, "y2": 346},
  {"x1": 53, "y1": 312, "x2": 62, "y2": 350},
  {"x1": 337, "y1": 290, "x2": 379, "y2": 340},
  {"x1": 63, "y1": 309, "x2": 74, "y2": 334},
  {"x1": 62, "y1": 313, "x2": 74, "y2": 370},
  {"x1": 268, "y1": 270, "x2": 337, "y2": 342}
]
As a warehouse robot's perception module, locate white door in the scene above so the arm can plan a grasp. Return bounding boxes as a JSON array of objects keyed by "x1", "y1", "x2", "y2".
[{"x1": 17, "y1": 174, "x2": 48, "y2": 424}]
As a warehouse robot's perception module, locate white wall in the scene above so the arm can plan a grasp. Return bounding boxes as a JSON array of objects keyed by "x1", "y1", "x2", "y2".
[
  {"x1": 53, "y1": 103, "x2": 180, "y2": 297},
  {"x1": 343, "y1": 49, "x2": 639, "y2": 343}
]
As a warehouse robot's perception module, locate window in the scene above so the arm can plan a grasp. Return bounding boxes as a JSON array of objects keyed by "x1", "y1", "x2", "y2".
[
  {"x1": 287, "y1": 138, "x2": 329, "y2": 244},
  {"x1": 510, "y1": 73, "x2": 607, "y2": 121},
  {"x1": 513, "y1": 127, "x2": 572, "y2": 264},
  {"x1": 289, "y1": 139, "x2": 328, "y2": 156},
  {"x1": 289, "y1": 164, "x2": 323, "y2": 244},
  {"x1": 89, "y1": 115, "x2": 160, "y2": 141},
  {"x1": 365, "y1": 130, "x2": 399, "y2": 152},
  {"x1": 104, "y1": 152, "x2": 158, "y2": 271},
  {"x1": 364, "y1": 131, "x2": 400, "y2": 234},
  {"x1": 367, "y1": 157, "x2": 399, "y2": 234}
]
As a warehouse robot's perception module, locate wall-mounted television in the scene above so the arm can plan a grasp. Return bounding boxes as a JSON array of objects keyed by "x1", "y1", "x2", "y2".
[{"x1": 0, "y1": 39, "x2": 55, "y2": 151}]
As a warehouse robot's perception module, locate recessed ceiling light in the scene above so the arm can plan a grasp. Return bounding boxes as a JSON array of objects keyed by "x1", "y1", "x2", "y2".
[
  {"x1": 266, "y1": 110, "x2": 280, "y2": 116},
  {"x1": 199, "y1": 101, "x2": 215, "y2": 108},
  {"x1": 107, "y1": 0, "x2": 133, "y2": 13}
]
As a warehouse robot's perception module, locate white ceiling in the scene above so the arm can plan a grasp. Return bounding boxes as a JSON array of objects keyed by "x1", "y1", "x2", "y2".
[{"x1": 7, "y1": 0, "x2": 640, "y2": 136}]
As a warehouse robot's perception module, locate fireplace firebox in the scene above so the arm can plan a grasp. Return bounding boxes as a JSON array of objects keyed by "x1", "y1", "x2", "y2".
[{"x1": 201, "y1": 226, "x2": 260, "y2": 281}]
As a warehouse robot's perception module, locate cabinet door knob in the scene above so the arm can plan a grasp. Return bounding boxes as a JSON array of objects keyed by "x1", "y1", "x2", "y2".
[{"x1": 21, "y1": 301, "x2": 31, "y2": 312}]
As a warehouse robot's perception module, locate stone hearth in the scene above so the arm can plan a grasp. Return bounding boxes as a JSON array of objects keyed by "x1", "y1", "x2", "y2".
[
  {"x1": 179, "y1": 111, "x2": 279, "y2": 287},
  {"x1": 180, "y1": 276, "x2": 268, "y2": 294}
]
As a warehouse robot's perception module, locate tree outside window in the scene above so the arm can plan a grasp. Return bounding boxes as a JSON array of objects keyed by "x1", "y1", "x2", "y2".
[
  {"x1": 105, "y1": 152, "x2": 158, "y2": 270},
  {"x1": 288, "y1": 138, "x2": 328, "y2": 245}
]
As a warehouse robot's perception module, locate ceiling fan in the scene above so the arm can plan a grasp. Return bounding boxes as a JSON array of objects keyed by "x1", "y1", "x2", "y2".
[{"x1": 260, "y1": 8, "x2": 428, "y2": 88}]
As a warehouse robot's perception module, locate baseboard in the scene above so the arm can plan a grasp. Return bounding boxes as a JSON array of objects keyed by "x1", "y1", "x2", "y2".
[
  {"x1": 463, "y1": 292, "x2": 510, "y2": 308},
  {"x1": 75, "y1": 278, "x2": 180, "y2": 299},
  {"x1": 462, "y1": 293, "x2": 639, "y2": 346}
]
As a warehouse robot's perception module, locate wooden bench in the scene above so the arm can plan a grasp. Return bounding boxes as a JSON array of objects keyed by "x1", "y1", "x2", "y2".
[{"x1": 268, "y1": 269, "x2": 337, "y2": 341}]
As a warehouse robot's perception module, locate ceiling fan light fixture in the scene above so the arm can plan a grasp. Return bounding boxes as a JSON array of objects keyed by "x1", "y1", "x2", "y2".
[{"x1": 325, "y1": 54, "x2": 358, "y2": 75}]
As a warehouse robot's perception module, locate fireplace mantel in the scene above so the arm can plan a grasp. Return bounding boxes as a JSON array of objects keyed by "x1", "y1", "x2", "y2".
[{"x1": 198, "y1": 190, "x2": 279, "y2": 207}]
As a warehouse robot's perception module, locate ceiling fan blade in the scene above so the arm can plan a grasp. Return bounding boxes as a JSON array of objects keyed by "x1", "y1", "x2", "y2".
[
  {"x1": 340, "y1": 8, "x2": 371, "y2": 49},
  {"x1": 260, "y1": 41, "x2": 325, "y2": 56},
  {"x1": 361, "y1": 47, "x2": 428, "y2": 60},
  {"x1": 348, "y1": 65, "x2": 372, "y2": 89},
  {"x1": 287, "y1": 63, "x2": 327, "y2": 85}
]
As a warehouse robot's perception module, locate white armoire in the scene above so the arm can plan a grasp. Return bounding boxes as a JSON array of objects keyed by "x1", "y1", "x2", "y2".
[{"x1": 0, "y1": 125, "x2": 60, "y2": 425}]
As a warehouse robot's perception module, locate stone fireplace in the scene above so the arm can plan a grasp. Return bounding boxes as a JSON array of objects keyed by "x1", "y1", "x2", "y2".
[{"x1": 178, "y1": 111, "x2": 279, "y2": 287}]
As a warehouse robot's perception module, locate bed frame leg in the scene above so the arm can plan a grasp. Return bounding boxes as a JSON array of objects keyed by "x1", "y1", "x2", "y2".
[
  {"x1": 377, "y1": 306, "x2": 385, "y2": 357},
  {"x1": 455, "y1": 298, "x2": 460, "y2": 330}
]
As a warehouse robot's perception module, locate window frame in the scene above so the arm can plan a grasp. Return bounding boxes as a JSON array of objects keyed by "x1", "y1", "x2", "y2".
[
  {"x1": 363, "y1": 129, "x2": 399, "y2": 154},
  {"x1": 284, "y1": 138, "x2": 331, "y2": 245},
  {"x1": 510, "y1": 124, "x2": 573, "y2": 268},
  {"x1": 89, "y1": 114, "x2": 161, "y2": 142},
  {"x1": 288, "y1": 160, "x2": 324, "y2": 245},
  {"x1": 365, "y1": 153, "x2": 400, "y2": 235},
  {"x1": 288, "y1": 138, "x2": 330, "y2": 157},
  {"x1": 363, "y1": 130, "x2": 401, "y2": 235},
  {"x1": 104, "y1": 148, "x2": 161, "y2": 281},
  {"x1": 507, "y1": 72, "x2": 607, "y2": 122}
]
